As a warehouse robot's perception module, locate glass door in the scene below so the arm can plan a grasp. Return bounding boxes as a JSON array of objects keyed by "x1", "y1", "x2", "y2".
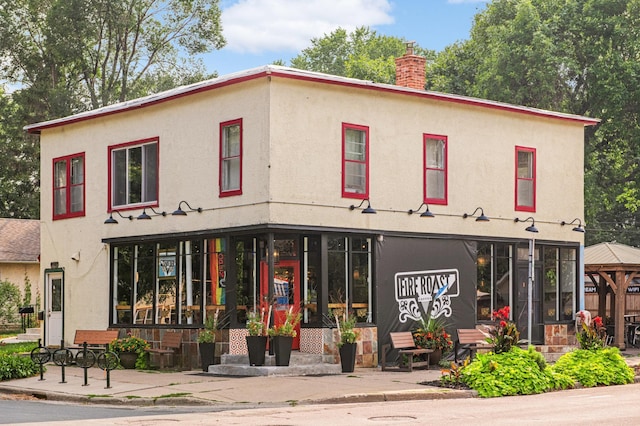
[{"x1": 260, "y1": 260, "x2": 301, "y2": 349}]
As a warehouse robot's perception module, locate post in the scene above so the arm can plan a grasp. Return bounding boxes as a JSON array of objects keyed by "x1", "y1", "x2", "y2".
[{"x1": 527, "y1": 238, "x2": 535, "y2": 344}]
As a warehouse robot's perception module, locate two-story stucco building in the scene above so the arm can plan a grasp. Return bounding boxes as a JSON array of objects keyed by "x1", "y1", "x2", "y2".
[{"x1": 26, "y1": 49, "x2": 598, "y2": 369}]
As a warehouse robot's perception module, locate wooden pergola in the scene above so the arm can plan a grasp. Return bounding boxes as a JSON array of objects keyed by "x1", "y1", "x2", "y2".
[{"x1": 584, "y1": 242, "x2": 640, "y2": 349}]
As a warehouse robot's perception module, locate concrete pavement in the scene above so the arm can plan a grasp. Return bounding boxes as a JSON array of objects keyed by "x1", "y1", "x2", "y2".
[{"x1": 1, "y1": 349, "x2": 639, "y2": 408}]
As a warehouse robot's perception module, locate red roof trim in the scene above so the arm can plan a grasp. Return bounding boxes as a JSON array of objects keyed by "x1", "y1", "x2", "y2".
[{"x1": 25, "y1": 67, "x2": 599, "y2": 134}]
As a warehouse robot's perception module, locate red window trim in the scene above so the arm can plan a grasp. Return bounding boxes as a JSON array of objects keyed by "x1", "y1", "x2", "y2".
[
  {"x1": 515, "y1": 146, "x2": 536, "y2": 212},
  {"x1": 423, "y1": 133, "x2": 448, "y2": 205},
  {"x1": 52, "y1": 152, "x2": 86, "y2": 220},
  {"x1": 107, "y1": 137, "x2": 160, "y2": 212},
  {"x1": 341, "y1": 123, "x2": 369, "y2": 199},
  {"x1": 219, "y1": 118, "x2": 243, "y2": 197}
]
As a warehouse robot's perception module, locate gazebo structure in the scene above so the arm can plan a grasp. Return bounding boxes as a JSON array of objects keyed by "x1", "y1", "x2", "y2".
[{"x1": 584, "y1": 242, "x2": 640, "y2": 349}]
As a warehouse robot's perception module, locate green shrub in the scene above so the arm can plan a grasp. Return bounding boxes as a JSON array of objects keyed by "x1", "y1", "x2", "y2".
[
  {"x1": 461, "y1": 346, "x2": 574, "y2": 397},
  {"x1": 0, "y1": 353, "x2": 40, "y2": 381},
  {"x1": 551, "y1": 347, "x2": 634, "y2": 387},
  {"x1": 0, "y1": 280, "x2": 21, "y2": 324}
]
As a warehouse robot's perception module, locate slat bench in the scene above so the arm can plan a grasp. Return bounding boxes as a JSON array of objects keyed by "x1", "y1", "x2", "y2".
[
  {"x1": 145, "y1": 331, "x2": 183, "y2": 369},
  {"x1": 71, "y1": 329, "x2": 119, "y2": 352},
  {"x1": 455, "y1": 328, "x2": 491, "y2": 362},
  {"x1": 381, "y1": 331, "x2": 433, "y2": 372}
]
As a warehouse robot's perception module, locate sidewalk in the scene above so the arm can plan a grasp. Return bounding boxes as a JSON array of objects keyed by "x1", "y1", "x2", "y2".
[
  {"x1": 0, "y1": 363, "x2": 474, "y2": 407},
  {"x1": 1, "y1": 349, "x2": 639, "y2": 407}
]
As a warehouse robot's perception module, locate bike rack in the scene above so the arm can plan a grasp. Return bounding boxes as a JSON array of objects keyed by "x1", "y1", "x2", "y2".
[{"x1": 29, "y1": 340, "x2": 50, "y2": 381}]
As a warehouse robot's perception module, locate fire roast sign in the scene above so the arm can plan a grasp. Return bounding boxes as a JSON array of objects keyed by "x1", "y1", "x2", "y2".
[{"x1": 394, "y1": 268, "x2": 460, "y2": 322}]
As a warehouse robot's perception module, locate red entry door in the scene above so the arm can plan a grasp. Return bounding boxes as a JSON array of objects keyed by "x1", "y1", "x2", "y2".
[{"x1": 260, "y1": 260, "x2": 301, "y2": 349}]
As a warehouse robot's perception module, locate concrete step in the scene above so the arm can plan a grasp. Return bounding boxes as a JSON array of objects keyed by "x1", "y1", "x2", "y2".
[
  {"x1": 211, "y1": 351, "x2": 342, "y2": 376},
  {"x1": 15, "y1": 328, "x2": 41, "y2": 342}
]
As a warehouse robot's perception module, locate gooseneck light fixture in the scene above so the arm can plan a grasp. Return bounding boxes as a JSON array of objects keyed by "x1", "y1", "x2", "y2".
[
  {"x1": 349, "y1": 198, "x2": 377, "y2": 214},
  {"x1": 104, "y1": 210, "x2": 134, "y2": 224},
  {"x1": 463, "y1": 207, "x2": 490, "y2": 222},
  {"x1": 137, "y1": 207, "x2": 167, "y2": 220},
  {"x1": 408, "y1": 202, "x2": 435, "y2": 218},
  {"x1": 515, "y1": 217, "x2": 539, "y2": 233},
  {"x1": 561, "y1": 218, "x2": 585, "y2": 233},
  {"x1": 172, "y1": 200, "x2": 203, "y2": 216}
]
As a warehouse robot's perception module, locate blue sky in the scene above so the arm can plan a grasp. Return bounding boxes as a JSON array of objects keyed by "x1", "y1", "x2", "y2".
[{"x1": 202, "y1": 0, "x2": 489, "y2": 76}]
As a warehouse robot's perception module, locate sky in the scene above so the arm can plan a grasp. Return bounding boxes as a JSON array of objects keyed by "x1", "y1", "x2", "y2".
[{"x1": 203, "y1": 0, "x2": 490, "y2": 76}]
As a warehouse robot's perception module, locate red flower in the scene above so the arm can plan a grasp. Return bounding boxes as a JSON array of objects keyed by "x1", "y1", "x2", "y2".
[
  {"x1": 593, "y1": 316, "x2": 603, "y2": 328},
  {"x1": 500, "y1": 320, "x2": 507, "y2": 328}
]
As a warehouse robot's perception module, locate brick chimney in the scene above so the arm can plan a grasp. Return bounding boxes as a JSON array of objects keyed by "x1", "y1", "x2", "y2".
[{"x1": 395, "y1": 42, "x2": 426, "y2": 90}]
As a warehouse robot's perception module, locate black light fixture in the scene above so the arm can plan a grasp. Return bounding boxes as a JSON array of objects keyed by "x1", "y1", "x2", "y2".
[
  {"x1": 463, "y1": 207, "x2": 490, "y2": 222},
  {"x1": 408, "y1": 202, "x2": 435, "y2": 218},
  {"x1": 104, "y1": 210, "x2": 133, "y2": 224},
  {"x1": 561, "y1": 218, "x2": 585, "y2": 233},
  {"x1": 349, "y1": 198, "x2": 377, "y2": 214},
  {"x1": 137, "y1": 207, "x2": 167, "y2": 220},
  {"x1": 515, "y1": 217, "x2": 538, "y2": 233},
  {"x1": 172, "y1": 200, "x2": 203, "y2": 216}
]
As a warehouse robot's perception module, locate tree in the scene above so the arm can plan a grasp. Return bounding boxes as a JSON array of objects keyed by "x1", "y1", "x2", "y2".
[
  {"x1": 0, "y1": 0, "x2": 225, "y2": 218},
  {"x1": 426, "y1": 0, "x2": 640, "y2": 246},
  {"x1": 290, "y1": 26, "x2": 434, "y2": 85}
]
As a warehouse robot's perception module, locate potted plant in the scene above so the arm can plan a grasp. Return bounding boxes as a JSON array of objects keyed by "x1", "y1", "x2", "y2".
[
  {"x1": 334, "y1": 310, "x2": 359, "y2": 373},
  {"x1": 109, "y1": 333, "x2": 150, "y2": 369},
  {"x1": 246, "y1": 309, "x2": 267, "y2": 366},
  {"x1": 267, "y1": 307, "x2": 301, "y2": 366},
  {"x1": 413, "y1": 315, "x2": 453, "y2": 365},
  {"x1": 198, "y1": 309, "x2": 219, "y2": 372}
]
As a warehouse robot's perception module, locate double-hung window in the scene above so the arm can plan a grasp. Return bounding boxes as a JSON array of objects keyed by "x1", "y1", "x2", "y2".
[
  {"x1": 424, "y1": 134, "x2": 447, "y2": 204},
  {"x1": 109, "y1": 138, "x2": 158, "y2": 209},
  {"x1": 342, "y1": 123, "x2": 369, "y2": 198},
  {"x1": 515, "y1": 146, "x2": 536, "y2": 211},
  {"x1": 219, "y1": 119, "x2": 242, "y2": 197},
  {"x1": 53, "y1": 153, "x2": 85, "y2": 219}
]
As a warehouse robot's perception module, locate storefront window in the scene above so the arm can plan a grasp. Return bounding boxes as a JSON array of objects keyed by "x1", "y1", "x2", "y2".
[
  {"x1": 235, "y1": 237, "x2": 257, "y2": 323},
  {"x1": 303, "y1": 236, "x2": 321, "y2": 325},
  {"x1": 328, "y1": 236, "x2": 373, "y2": 324},
  {"x1": 541, "y1": 247, "x2": 576, "y2": 321},
  {"x1": 477, "y1": 243, "x2": 512, "y2": 322}
]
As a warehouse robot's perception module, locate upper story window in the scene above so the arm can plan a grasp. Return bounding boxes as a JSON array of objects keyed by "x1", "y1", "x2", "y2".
[
  {"x1": 53, "y1": 153, "x2": 85, "y2": 220},
  {"x1": 219, "y1": 119, "x2": 242, "y2": 197},
  {"x1": 515, "y1": 146, "x2": 536, "y2": 211},
  {"x1": 109, "y1": 138, "x2": 158, "y2": 209},
  {"x1": 424, "y1": 134, "x2": 447, "y2": 204},
  {"x1": 342, "y1": 123, "x2": 369, "y2": 198}
]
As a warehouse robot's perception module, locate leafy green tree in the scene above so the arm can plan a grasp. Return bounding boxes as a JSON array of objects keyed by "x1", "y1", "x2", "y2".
[
  {"x1": 290, "y1": 26, "x2": 434, "y2": 85},
  {"x1": 0, "y1": 0, "x2": 225, "y2": 218},
  {"x1": 427, "y1": 0, "x2": 640, "y2": 245},
  {"x1": 0, "y1": 280, "x2": 22, "y2": 324}
]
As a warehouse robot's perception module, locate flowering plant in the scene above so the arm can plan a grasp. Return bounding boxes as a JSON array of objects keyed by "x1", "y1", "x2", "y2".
[
  {"x1": 413, "y1": 315, "x2": 453, "y2": 352},
  {"x1": 334, "y1": 309, "x2": 359, "y2": 347},
  {"x1": 198, "y1": 309, "x2": 219, "y2": 343},
  {"x1": 268, "y1": 307, "x2": 301, "y2": 337},
  {"x1": 109, "y1": 334, "x2": 149, "y2": 354},
  {"x1": 576, "y1": 312, "x2": 606, "y2": 350},
  {"x1": 247, "y1": 309, "x2": 266, "y2": 336},
  {"x1": 486, "y1": 306, "x2": 521, "y2": 354}
]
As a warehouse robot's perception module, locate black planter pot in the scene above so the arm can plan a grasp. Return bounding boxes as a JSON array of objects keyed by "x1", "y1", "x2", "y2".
[
  {"x1": 339, "y1": 342, "x2": 357, "y2": 373},
  {"x1": 272, "y1": 335, "x2": 293, "y2": 366},
  {"x1": 119, "y1": 351, "x2": 138, "y2": 369},
  {"x1": 246, "y1": 335, "x2": 267, "y2": 366},
  {"x1": 199, "y1": 342, "x2": 215, "y2": 372}
]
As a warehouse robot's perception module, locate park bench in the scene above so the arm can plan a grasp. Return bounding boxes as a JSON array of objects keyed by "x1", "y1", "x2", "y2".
[
  {"x1": 454, "y1": 328, "x2": 491, "y2": 363},
  {"x1": 381, "y1": 331, "x2": 433, "y2": 372},
  {"x1": 145, "y1": 331, "x2": 183, "y2": 369},
  {"x1": 71, "y1": 329, "x2": 119, "y2": 352}
]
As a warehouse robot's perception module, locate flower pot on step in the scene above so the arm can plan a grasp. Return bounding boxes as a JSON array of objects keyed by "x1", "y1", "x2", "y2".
[
  {"x1": 339, "y1": 342, "x2": 357, "y2": 373},
  {"x1": 246, "y1": 335, "x2": 267, "y2": 366}
]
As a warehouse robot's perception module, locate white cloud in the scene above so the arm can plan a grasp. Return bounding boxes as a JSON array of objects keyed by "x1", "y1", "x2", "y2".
[{"x1": 221, "y1": 0, "x2": 394, "y2": 53}]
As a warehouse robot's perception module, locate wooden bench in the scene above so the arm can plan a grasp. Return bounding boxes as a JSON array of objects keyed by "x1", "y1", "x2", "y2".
[
  {"x1": 455, "y1": 328, "x2": 491, "y2": 362},
  {"x1": 145, "y1": 331, "x2": 182, "y2": 369},
  {"x1": 72, "y1": 329, "x2": 119, "y2": 352},
  {"x1": 381, "y1": 331, "x2": 434, "y2": 372}
]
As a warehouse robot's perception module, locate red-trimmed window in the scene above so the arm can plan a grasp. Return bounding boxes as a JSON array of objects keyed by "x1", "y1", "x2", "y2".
[
  {"x1": 515, "y1": 146, "x2": 536, "y2": 211},
  {"x1": 342, "y1": 123, "x2": 369, "y2": 198},
  {"x1": 424, "y1": 134, "x2": 447, "y2": 204},
  {"x1": 53, "y1": 153, "x2": 85, "y2": 220},
  {"x1": 109, "y1": 138, "x2": 158, "y2": 210},
  {"x1": 219, "y1": 119, "x2": 242, "y2": 197}
]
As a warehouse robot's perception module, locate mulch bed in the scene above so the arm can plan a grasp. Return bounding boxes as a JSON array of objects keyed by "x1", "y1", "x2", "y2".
[{"x1": 419, "y1": 379, "x2": 472, "y2": 391}]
